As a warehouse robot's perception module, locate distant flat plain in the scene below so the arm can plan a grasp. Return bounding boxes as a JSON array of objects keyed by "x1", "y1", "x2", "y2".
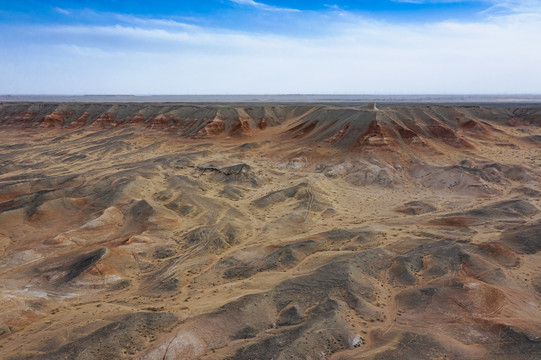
[{"x1": 2, "y1": 94, "x2": 541, "y2": 107}]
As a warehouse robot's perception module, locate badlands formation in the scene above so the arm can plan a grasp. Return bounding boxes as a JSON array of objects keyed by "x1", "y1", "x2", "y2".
[{"x1": 0, "y1": 102, "x2": 540, "y2": 359}]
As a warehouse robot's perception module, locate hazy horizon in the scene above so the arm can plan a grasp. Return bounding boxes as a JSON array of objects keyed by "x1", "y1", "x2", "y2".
[{"x1": 2, "y1": 94, "x2": 541, "y2": 106}]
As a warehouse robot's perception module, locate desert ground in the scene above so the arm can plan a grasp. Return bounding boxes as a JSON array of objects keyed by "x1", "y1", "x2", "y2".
[{"x1": 0, "y1": 102, "x2": 540, "y2": 359}]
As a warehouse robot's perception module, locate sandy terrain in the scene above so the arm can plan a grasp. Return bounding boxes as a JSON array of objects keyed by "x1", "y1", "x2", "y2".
[{"x1": 0, "y1": 103, "x2": 540, "y2": 359}]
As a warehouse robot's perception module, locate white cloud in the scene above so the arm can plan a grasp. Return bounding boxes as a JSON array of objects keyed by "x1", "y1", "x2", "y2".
[
  {"x1": 1, "y1": 8, "x2": 541, "y2": 94},
  {"x1": 229, "y1": 0, "x2": 300, "y2": 12}
]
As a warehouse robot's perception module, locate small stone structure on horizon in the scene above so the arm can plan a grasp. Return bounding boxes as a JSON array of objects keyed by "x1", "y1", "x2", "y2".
[{"x1": 367, "y1": 103, "x2": 378, "y2": 110}]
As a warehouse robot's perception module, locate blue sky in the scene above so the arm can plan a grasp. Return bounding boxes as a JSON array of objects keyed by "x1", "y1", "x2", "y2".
[{"x1": 1, "y1": 1, "x2": 540, "y2": 94}]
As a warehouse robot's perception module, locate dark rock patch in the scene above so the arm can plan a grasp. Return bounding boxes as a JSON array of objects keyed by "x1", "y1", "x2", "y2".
[
  {"x1": 165, "y1": 199, "x2": 197, "y2": 216},
  {"x1": 252, "y1": 182, "x2": 309, "y2": 208},
  {"x1": 197, "y1": 163, "x2": 259, "y2": 187},
  {"x1": 513, "y1": 186, "x2": 540, "y2": 198},
  {"x1": 500, "y1": 222, "x2": 541, "y2": 254},
  {"x1": 14, "y1": 312, "x2": 178, "y2": 360},
  {"x1": 324, "y1": 229, "x2": 360, "y2": 241},
  {"x1": 490, "y1": 326, "x2": 541, "y2": 359},
  {"x1": 221, "y1": 240, "x2": 319, "y2": 279},
  {"x1": 532, "y1": 277, "x2": 541, "y2": 295},
  {"x1": 431, "y1": 200, "x2": 538, "y2": 227},
  {"x1": 219, "y1": 185, "x2": 246, "y2": 200},
  {"x1": 395, "y1": 201, "x2": 436, "y2": 215},
  {"x1": 277, "y1": 306, "x2": 304, "y2": 327},
  {"x1": 183, "y1": 221, "x2": 244, "y2": 255},
  {"x1": 154, "y1": 247, "x2": 176, "y2": 259},
  {"x1": 374, "y1": 332, "x2": 459, "y2": 360},
  {"x1": 58, "y1": 248, "x2": 107, "y2": 285},
  {"x1": 524, "y1": 135, "x2": 541, "y2": 143},
  {"x1": 238, "y1": 142, "x2": 259, "y2": 150},
  {"x1": 226, "y1": 326, "x2": 305, "y2": 360},
  {"x1": 466, "y1": 199, "x2": 538, "y2": 218},
  {"x1": 110, "y1": 279, "x2": 131, "y2": 291},
  {"x1": 126, "y1": 199, "x2": 153, "y2": 223},
  {"x1": 395, "y1": 288, "x2": 438, "y2": 310},
  {"x1": 232, "y1": 326, "x2": 258, "y2": 340}
]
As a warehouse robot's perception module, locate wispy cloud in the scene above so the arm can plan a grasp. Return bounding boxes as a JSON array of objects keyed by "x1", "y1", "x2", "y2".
[
  {"x1": 229, "y1": 0, "x2": 300, "y2": 12},
  {"x1": 53, "y1": 7, "x2": 71, "y2": 15},
  {"x1": 114, "y1": 14, "x2": 199, "y2": 30},
  {"x1": 392, "y1": 0, "x2": 541, "y2": 12},
  {"x1": 391, "y1": 0, "x2": 476, "y2": 3},
  {"x1": 482, "y1": 0, "x2": 541, "y2": 15}
]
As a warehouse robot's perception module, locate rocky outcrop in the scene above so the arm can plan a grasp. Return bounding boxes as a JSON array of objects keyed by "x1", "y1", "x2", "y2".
[{"x1": 0, "y1": 103, "x2": 292, "y2": 138}]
